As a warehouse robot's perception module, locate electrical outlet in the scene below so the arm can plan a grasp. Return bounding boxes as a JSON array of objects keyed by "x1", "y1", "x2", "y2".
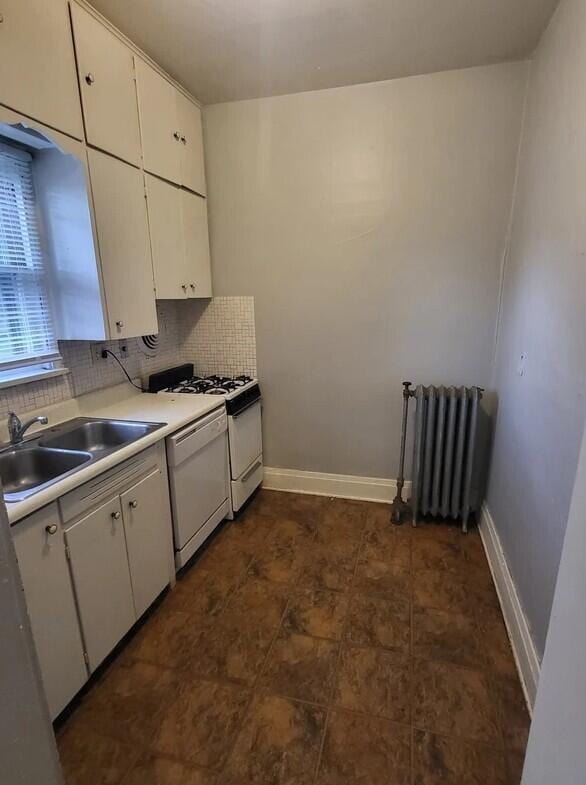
[
  {"x1": 91, "y1": 342, "x2": 110, "y2": 364},
  {"x1": 118, "y1": 340, "x2": 130, "y2": 359}
]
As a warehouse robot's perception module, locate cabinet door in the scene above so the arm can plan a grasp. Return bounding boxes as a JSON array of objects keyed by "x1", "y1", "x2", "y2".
[
  {"x1": 70, "y1": 4, "x2": 142, "y2": 166},
  {"x1": 0, "y1": 0, "x2": 83, "y2": 138},
  {"x1": 145, "y1": 174, "x2": 188, "y2": 299},
  {"x1": 135, "y1": 58, "x2": 181, "y2": 185},
  {"x1": 181, "y1": 190, "x2": 212, "y2": 298},
  {"x1": 176, "y1": 92, "x2": 206, "y2": 196},
  {"x1": 65, "y1": 497, "x2": 136, "y2": 672},
  {"x1": 121, "y1": 469, "x2": 170, "y2": 619},
  {"x1": 12, "y1": 504, "x2": 87, "y2": 719},
  {"x1": 87, "y1": 148, "x2": 158, "y2": 338}
]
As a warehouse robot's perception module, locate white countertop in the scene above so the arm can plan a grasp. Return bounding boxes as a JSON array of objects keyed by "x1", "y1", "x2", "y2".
[{"x1": 5, "y1": 382, "x2": 225, "y2": 525}]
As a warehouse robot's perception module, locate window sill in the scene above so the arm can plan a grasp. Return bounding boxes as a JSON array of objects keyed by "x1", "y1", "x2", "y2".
[{"x1": 0, "y1": 367, "x2": 70, "y2": 391}]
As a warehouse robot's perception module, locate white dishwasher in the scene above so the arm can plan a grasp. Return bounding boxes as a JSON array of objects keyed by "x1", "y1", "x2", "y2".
[{"x1": 166, "y1": 405, "x2": 230, "y2": 569}]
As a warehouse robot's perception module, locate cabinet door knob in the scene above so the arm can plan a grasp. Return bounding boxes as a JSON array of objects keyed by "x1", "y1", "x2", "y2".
[
  {"x1": 45, "y1": 524, "x2": 58, "y2": 535},
  {"x1": 173, "y1": 131, "x2": 181, "y2": 141},
  {"x1": 111, "y1": 511, "x2": 121, "y2": 520},
  {"x1": 181, "y1": 284, "x2": 187, "y2": 291},
  {"x1": 85, "y1": 73, "x2": 95, "y2": 85},
  {"x1": 129, "y1": 500, "x2": 138, "y2": 509},
  {"x1": 0, "y1": 14, "x2": 4, "y2": 23},
  {"x1": 190, "y1": 283, "x2": 196, "y2": 290},
  {"x1": 181, "y1": 135, "x2": 186, "y2": 144},
  {"x1": 115, "y1": 320, "x2": 124, "y2": 329}
]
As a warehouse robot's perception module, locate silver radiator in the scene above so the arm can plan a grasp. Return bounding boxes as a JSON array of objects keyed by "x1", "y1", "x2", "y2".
[{"x1": 411, "y1": 385, "x2": 482, "y2": 531}]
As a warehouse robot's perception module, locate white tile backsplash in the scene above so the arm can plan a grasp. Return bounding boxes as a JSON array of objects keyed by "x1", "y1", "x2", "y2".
[
  {"x1": 182, "y1": 296, "x2": 257, "y2": 378},
  {"x1": 0, "y1": 297, "x2": 257, "y2": 418}
]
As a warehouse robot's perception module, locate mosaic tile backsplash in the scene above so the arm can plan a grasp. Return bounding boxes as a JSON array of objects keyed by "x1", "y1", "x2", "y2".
[
  {"x1": 0, "y1": 297, "x2": 257, "y2": 418},
  {"x1": 183, "y1": 296, "x2": 257, "y2": 378}
]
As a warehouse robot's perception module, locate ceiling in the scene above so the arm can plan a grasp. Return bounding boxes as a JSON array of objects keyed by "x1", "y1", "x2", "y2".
[{"x1": 90, "y1": 0, "x2": 558, "y2": 105}]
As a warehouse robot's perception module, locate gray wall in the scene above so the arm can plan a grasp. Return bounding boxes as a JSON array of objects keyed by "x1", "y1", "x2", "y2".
[
  {"x1": 486, "y1": 0, "x2": 586, "y2": 655},
  {"x1": 521, "y1": 424, "x2": 586, "y2": 785},
  {"x1": 204, "y1": 62, "x2": 527, "y2": 478}
]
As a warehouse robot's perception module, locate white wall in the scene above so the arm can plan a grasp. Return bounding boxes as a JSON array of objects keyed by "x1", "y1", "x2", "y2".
[
  {"x1": 486, "y1": 0, "x2": 586, "y2": 655},
  {"x1": 521, "y1": 424, "x2": 586, "y2": 785},
  {"x1": 204, "y1": 62, "x2": 528, "y2": 478}
]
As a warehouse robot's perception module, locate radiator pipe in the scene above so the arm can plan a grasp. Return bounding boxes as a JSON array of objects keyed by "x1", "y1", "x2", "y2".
[{"x1": 390, "y1": 381, "x2": 413, "y2": 525}]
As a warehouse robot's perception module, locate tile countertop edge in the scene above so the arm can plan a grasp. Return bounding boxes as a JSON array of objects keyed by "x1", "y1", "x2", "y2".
[{"x1": 5, "y1": 383, "x2": 226, "y2": 526}]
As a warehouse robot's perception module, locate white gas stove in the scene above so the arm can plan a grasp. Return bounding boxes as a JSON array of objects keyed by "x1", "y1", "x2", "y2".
[{"x1": 148, "y1": 364, "x2": 263, "y2": 523}]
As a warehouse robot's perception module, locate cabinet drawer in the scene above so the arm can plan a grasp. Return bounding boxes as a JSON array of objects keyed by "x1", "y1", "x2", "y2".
[{"x1": 60, "y1": 443, "x2": 162, "y2": 524}]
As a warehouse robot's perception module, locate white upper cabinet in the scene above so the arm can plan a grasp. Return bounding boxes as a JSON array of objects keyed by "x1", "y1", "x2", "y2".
[
  {"x1": 176, "y1": 91, "x2": 206, "y2": 196},
  {"x1": 147, "y1": 175, "x2": 212, "y2": 299},
  {"x1": 70, "y1": 4, "x2": 142, "y2": 167},
  {"x1": 145, "y1": 174, "x2": 186, "y2": 299},
  {"x1": 135, "y1": 58, "x2": 182, "y2": 185},
  {"x1": 136, "y1": 58, "x2": 206, "y2": 193},
  {"x1": 87, "y1": 148, "x2": 158, "y2": 337},
  {"x1": 0, "y1": 0, "x2": 83, "y2": 138},
  {"x1": 181, "y1": 190, "x2": 212, "y2": 298}
]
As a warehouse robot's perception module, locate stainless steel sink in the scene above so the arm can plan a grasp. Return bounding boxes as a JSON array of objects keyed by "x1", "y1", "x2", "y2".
[
  {"x1": 39, "y1": 419, "x2": 160, "y2": 453},
  {"x1": 0, "y1": 446, "x2": 92, "y2": 500},
  {"x1": 1, "y1": 417, "x2": 166, "y2": 502}
]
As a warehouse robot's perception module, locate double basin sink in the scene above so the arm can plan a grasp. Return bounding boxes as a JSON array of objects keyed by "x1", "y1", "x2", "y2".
[{"x1": 0, "y1": 418, "x2": 165, "y2": 502}]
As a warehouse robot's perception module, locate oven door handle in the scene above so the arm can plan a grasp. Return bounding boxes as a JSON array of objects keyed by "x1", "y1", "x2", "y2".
[
  {"x1": 241, "y1": 460, "x2": 262, "y2": 481},
  {"x1": 232, "y1": 397, "x2": 261, "y2": 419}
]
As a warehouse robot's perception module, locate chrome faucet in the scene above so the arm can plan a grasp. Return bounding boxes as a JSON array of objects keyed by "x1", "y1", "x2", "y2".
[{"x1": 7, "y1": 412, "x2": 49, "y2": 445}]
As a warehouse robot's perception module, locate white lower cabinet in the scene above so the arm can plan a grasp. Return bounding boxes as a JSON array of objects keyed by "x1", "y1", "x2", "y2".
[
  {"x1": 12, "y1": 504, "x2": 88, "y2": 720},
  {"x1": 62, "y1": 450, "x2": 172, "y2": 673},
  {"x1": 65, "y1": 496, "x2": 136, "y2": 672},
  {"x1": 121, "y1": 469, "x2": 169, "y2": 618},
  {"x1": 12, "y1": 446, "x2": 172, "y2": 714}
]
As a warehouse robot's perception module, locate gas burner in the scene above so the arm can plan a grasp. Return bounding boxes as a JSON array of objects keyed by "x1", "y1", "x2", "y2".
[{"x1": 149, "y1": 366, "x2": 258, "y2": 399}]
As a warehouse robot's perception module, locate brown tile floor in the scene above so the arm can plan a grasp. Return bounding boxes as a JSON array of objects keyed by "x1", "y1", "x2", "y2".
[{"x1": 56, "y1": 490, "x2": 531, "y2": 785}]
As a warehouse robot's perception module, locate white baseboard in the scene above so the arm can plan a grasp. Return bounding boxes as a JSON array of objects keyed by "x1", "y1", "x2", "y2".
[
  {"x1": 479, "y1": 503, "x2": 540, "y2": 712},
  {"x1": 262, "y1": 467, "x2": 411, "y2": 504}
]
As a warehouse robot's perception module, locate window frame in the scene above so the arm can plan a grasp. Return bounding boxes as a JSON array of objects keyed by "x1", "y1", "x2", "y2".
[{"x1": 0, "y1": 138, "x2": 65, "y2": 388}]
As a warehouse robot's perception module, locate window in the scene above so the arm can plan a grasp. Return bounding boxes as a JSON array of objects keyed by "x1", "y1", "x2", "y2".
[{"x1": 0, "y1": 142, "x2": 61, "y2": 384}]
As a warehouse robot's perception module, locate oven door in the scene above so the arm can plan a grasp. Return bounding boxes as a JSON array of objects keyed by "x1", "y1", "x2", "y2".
[{"x1": 228, "y1": 400, "x2": 262, "y2": 480}]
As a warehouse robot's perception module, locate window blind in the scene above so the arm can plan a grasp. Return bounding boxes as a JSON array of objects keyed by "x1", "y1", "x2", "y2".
[{"x1": 0, "y1": 146, "x2": 60, "y2": 373}]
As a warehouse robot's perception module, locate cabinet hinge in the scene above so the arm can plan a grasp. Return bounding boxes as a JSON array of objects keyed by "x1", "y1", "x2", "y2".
[
  {"x1": 65, "y1": 545, "x2": 71, "y2": 561},
  {"x1": 83, "y1": 651, "x2": 90, "y2": 666}
]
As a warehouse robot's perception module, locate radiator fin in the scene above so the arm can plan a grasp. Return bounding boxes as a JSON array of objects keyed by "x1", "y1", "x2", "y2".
[{"x1": 410, "y1": 384, "x2": 482, "y2": 531}]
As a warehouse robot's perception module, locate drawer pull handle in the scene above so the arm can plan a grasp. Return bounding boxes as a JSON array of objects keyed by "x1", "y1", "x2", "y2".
[
  {"x1": 45, "y1": 524, "x2": 58, "y2": 535},
  {"x1": 129, "y1": 500, "x2": 138, "y2": 509},
  {"x1": 111, "y1": 511, "x2": 121, "y2": 520},
  {"x1": 241, "y1": 461, "x2": 262, "y2": 482}
]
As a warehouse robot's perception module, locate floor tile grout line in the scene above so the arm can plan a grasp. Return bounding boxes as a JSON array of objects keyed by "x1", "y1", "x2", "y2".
[
  {"x1": 58, "y1": 494, "x2": 525, "y2": 785},
  {"x1": 202, "y1": 533, "x2": 297, "y2": 781},
  {"x1": 309, "y1": 496, "x2": 359, "y2": 783},
  {"x1": 311, "y1": 506, "x2": 370, "y2": 784}
]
